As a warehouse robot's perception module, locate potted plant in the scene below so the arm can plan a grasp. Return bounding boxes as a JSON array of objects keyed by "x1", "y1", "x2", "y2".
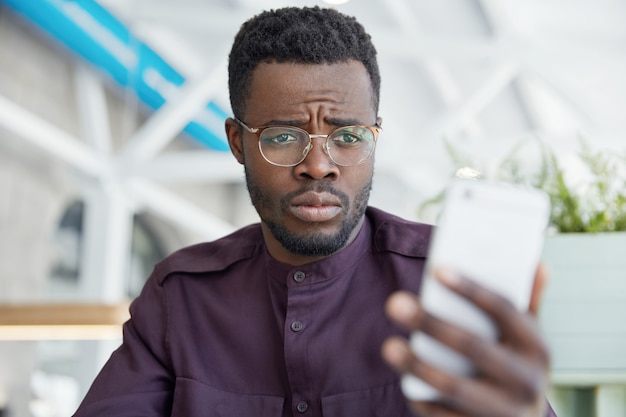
[
  {"x1": 496, "y1": 139, "x2": 626, "y2": 233},
  {"x1": 511, "y1": 141, "x2": 626, "y2": 415},
  {"x1": 418, "y1": 137, "x2": 626, "y2": 233}
]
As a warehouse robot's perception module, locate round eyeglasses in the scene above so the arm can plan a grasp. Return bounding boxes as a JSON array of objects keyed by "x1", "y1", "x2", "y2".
[{"x1": 235, "y1": 118, "x2": 382, "y2": 167}]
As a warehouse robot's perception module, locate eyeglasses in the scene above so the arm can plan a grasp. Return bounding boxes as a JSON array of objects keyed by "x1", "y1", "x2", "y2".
[{"x1": 235, "y1": 118, "x2": 382, "y2": 167}]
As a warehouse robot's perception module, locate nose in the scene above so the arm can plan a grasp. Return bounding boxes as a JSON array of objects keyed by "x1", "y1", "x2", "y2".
[{"x1": 293, "y1": 137, "x2": 339, "y2": 180}]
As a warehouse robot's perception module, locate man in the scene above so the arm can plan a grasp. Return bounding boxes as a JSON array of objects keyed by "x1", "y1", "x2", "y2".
[{"x1": 73, "y1": 6, "x2": 556, "y2": 417}]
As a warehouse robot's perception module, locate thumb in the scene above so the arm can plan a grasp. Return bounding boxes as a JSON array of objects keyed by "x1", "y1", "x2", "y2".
[{"x1": 528, "y1": 262, "x2": 549, "y2": 316}]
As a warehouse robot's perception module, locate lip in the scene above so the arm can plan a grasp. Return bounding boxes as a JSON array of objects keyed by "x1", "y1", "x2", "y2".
[{"x1": 289, "y1": 191, "x2": 343, "y2": 222}]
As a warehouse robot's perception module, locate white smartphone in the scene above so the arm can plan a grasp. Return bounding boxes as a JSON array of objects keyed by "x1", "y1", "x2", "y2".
[{"x1": 402, "y1": 179, "x2": 551, "y2": 401}]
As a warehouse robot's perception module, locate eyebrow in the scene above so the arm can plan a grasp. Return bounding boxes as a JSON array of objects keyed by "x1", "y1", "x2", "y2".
[
  {"x1": 260, "y1": 117, "x2": 367, "y2": 128},
  {"x1": 325, "y1": 116, "x2": 365, "y2": 127}
]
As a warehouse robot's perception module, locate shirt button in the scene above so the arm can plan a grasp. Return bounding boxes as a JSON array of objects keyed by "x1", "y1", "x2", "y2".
[
  {"x1": 290, "y1": 320, "x2": 303, "y2": 332},
  {"x1": 293, "y1": 271, "x2": 306, "y2": 283},
  {"x1": 296, "y1": 401, "x2": 308, "y2": 413}
]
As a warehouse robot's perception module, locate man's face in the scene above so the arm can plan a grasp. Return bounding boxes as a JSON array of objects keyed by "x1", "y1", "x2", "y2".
[{"x1": 226, "y1": 61, "x2": 379, "y2": 265}]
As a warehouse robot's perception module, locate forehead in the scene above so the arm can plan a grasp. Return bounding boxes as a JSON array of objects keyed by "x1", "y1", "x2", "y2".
[{"x1": 244, "y1": 61, "x2": 376, "y2": 122}]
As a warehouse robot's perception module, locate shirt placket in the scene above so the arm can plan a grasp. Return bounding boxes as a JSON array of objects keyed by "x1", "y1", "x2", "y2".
[{"x1": 284, "y1": 268, "x2": 314, "y2": 416}]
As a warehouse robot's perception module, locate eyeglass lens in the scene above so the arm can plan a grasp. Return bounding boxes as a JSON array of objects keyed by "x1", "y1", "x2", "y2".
[{"x1": 259, "y1": 126, "x2": 376, "y2": 166}]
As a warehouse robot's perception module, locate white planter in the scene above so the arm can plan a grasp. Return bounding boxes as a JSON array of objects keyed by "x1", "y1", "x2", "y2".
[{"x1": 539, "y1": 232, "x2": 626, "y2": 382}]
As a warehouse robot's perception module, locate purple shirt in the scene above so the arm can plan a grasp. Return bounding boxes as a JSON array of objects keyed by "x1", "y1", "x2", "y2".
[{"x1": 73, "y1": 207, "x2": 556, "y2": 417}]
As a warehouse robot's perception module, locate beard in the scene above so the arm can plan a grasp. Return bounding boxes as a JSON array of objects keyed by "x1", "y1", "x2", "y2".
[{"x1": 245, "y1": 167, "x2": 372, "y2": 257}]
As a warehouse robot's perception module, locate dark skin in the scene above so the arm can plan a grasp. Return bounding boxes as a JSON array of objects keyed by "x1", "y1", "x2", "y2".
[
  {"x1": 225, "y1": 60, "x2": 551, "y2": 416},
  {"x1": 383, "y1": 266, "x2": 551, "y2": 417},
  {"x1": 225, "y1": 61, "x2": 379, "y2": 266}
]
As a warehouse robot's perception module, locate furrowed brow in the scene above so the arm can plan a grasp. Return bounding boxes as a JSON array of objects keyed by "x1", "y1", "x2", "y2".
[
  {"x1": 262, "y1": 119, "x2": 307, "y2": 127},
  {"x1": 325, "y1": 116, "x2": 367, "y2": 127}
]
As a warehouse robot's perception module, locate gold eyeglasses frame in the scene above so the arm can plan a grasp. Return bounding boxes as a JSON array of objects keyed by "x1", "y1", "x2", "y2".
[{"x1": 234, "y1": 118, "x2": 382, "y2": 167}]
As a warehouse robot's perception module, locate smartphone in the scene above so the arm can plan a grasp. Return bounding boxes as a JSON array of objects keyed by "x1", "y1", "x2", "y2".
[{"x1": 401, "y1": 179, "x2": 551, "y2": 401}]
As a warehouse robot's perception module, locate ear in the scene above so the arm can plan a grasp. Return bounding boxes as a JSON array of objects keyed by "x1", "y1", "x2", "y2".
[
  {"x1": 376, "y1": 116, "x2": 383, "y2": 127},
  {"x1": 225, "y1": 117, "x2": 245, "y2": 165}
]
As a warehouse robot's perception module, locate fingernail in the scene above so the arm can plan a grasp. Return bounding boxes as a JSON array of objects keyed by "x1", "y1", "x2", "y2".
[
  {"x1": 436, "y1": 267, "x2": 461, "y2": 286},
  {"x1": 394, "y1": 293, "x2": 420, "y2": 319}
]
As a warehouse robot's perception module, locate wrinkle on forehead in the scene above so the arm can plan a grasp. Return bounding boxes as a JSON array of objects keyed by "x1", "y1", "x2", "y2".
[{"x1": 245, "y1": 61, "x2": 376, "y2": 128}]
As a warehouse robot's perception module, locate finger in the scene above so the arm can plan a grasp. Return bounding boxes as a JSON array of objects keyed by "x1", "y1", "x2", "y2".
[
  {"x1": 381, "y1": 336, "x2": 415, "y2": 374},
  {"x1": 384, "y1": 291, "x2": 422, "y2": 331},
  {"x1": 412, "y1": 303, "x2": 548, "y2": 398},
  {"x1": 383, "y1": 288, "x2": 545, "y2": 389},
  {"x1": 434, "y1": 268, "x2": 550, "y2": 360},
  {"x1": 529, "y1": 263, "x2": 549, "y2": 316},
  {"x1": 381, "y1": 336, "x2": 464, "y2": 401},
  {"x1": 382, "y1": 336, "x2": 526, "y2": 417}
]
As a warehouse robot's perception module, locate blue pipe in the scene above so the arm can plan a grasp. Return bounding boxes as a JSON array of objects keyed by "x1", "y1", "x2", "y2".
[{"x1": 1, "y1": 0, "x2": 229, "y2": 151}]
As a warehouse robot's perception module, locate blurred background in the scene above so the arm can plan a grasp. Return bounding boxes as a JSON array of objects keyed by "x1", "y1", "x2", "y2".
[{"x1": 0, "y1": 0, "x2": 625, "y2": 416}]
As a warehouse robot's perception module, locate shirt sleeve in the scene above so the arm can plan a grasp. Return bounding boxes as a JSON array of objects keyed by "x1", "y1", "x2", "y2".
[{"x1": 72, "y1": 272, "x2": 174, "y2": 417}]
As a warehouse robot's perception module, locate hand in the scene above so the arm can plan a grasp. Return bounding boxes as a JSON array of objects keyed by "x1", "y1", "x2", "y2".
[{"x1": 382, "y1": 265, "x2": 551, "y2": 417}]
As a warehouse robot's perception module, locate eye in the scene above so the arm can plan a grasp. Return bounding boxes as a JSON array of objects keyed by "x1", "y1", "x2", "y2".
[
  {"x1": 331, "y1": 128, "x2": 365, "y2": 147},
  {"x1": 261, "y1": 129, "x2": 300, "y2": 145}
]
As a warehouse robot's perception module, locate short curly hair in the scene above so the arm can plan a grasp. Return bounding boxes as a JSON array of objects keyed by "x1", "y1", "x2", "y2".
[{"x1": 228, "y1": 6, "x2": 380, "y2": 119}]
